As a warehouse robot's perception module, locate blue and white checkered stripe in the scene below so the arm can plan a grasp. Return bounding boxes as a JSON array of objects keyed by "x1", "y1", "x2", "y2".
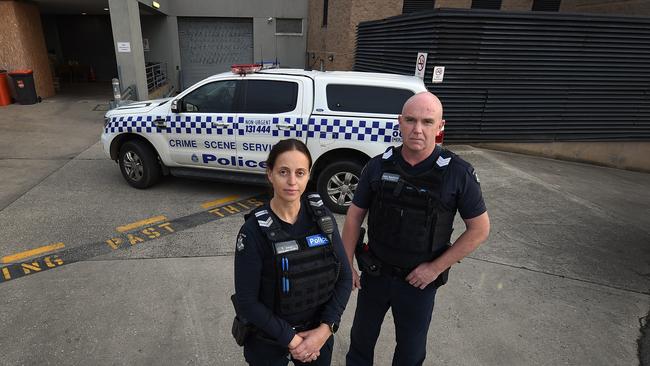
[
  {"x1": 105, "y1": 115, "x2": 237, "y2": 135},
  {"x1": 105, "y1": 115, "x2": 395, "y2": 142},
  {"x1": 270, "y1": 117, "x2": 394, "y2": 143}
]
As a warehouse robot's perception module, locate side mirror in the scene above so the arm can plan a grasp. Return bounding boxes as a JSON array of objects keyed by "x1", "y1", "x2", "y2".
[{"x1": 171, "y1": 99, "x2": 180, "y2": 113}]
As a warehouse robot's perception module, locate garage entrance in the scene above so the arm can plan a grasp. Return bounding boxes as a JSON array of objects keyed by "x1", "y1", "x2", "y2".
[{"x1": 178, "y1": 17, "x2": 253, "y2": 89}]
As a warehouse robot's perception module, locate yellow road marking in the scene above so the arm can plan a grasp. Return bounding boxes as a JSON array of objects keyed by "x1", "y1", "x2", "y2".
[
  {"x1": 201, "y1": 195, "x2": 240, "y2": 209},
  {"x1": 1, "y1": 242, "x2": 65, "y2": 264},
  {"x1": 116, "y1": 215, "x2": 168, "y2": 233}
]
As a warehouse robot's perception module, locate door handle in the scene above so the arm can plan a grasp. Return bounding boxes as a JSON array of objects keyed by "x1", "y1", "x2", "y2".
[
  {"x1": 212, "y1": 121, "x2": 229, "y2": 127},
  {"x1": 277, "y1": 123, "x2": 294, "y2": 130},
  {"x1": 154, "y1": 118, "x2": 166, "y2": 128}
]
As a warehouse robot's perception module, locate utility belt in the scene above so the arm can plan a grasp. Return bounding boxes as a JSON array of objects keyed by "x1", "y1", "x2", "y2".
[
  {"x1": 377, "y1": 259, "x2": 450, "y2": 288},
  {"x1": 355, "y1": 228, "x2": 451, "y2": 288},
  {"x1": 231, "y1": 295, "x2": 322, "y2": 347}
]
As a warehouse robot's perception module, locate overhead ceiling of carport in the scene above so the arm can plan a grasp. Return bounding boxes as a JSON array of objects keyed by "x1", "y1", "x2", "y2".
[
  {"x1": 34, "y1": 0, "x2": 161, "y2": 15},
  {"x1": 34, "y1": 0, "x2": 110, "y2": 15}
]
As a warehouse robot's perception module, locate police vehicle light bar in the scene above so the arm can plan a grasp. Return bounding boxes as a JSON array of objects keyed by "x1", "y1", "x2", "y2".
[{"x1": 231, "y1": 64, "x2": 262, "y2": 75}]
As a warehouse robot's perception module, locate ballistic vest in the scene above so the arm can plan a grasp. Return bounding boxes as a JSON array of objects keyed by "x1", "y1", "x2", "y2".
[
  {"x1": 249, "y1": 193, "x2": 340, "y2": 321},
  {"x1": 368, "y1": 147, "x2": 456, "y2": 269}
]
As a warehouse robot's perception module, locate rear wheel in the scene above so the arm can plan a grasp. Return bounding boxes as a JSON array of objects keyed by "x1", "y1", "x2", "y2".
[
  {"x1": 317, "y1": 161, "x2": 363, "y2": 214},
  {"x1": 118, "y1": 140, "x2": 162, "y2": 188}
]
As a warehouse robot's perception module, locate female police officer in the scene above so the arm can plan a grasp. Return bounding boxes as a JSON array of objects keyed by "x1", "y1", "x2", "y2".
[{"x1": 234, "y1": 138, "x2": 352, "y2": 365}]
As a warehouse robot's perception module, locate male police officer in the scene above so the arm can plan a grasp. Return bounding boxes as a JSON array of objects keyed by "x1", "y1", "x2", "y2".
[{"x1": 343, "y1": 92, "x2": 490, "y2": 366}]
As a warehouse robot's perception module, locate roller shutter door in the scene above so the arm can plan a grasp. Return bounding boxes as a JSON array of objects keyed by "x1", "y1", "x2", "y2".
[{"x1": 178, "y1": 17, "x2": 253, "y2": 89}]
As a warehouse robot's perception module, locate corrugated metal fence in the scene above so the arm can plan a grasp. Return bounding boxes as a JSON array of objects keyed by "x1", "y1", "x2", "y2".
[{"x1": 354, "y1": 8, "x2": 650, "y2": 142}]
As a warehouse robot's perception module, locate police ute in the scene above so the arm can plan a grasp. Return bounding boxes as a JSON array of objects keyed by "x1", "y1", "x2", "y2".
[{"x1": 101, "y1": 64, "x2": 435, "y2": 213}]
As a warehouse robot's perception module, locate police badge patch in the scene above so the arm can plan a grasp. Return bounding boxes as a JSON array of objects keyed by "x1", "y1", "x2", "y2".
[
  {"x1": 472, "y1": 169, "x2": 480, "y2": 183},
  {"x1": 236, "y1": 233, "x2": 246, "y2": 252}
]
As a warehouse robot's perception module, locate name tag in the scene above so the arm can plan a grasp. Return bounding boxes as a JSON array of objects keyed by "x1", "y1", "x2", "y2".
[
  {"x1": 274, "y1": 240, "x2": 299, "y2": 254},
  {"x1": 381, "y1": 173, "x2": 400, "y2": 183},
  {"x1": 306, "y1": 234, "x2": 330, "y2": 247}
]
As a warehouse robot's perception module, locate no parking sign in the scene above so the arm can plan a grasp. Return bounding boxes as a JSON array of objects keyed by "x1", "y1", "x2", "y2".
[{"x1": 414, "y1": 52, "x2": 427, "y2": 79}]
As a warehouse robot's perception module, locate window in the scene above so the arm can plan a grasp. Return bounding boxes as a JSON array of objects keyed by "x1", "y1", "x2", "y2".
[
  {"x1": 326, "y1": 85, "x2": 414, "y2": 115},
  {"x1": 471, "y1": 0, "x2": 502, "y2": 10},
  {"x1": 322, "y1": 0, "x2": 328, "y2": 27},
  {"x1": 242, "y1": 80, "x2": 298, "y2": 114},
  {"x1": 276, "y1": 18, "x2": 303, "y2": 35},
  {"x1": 182, "y1": 80, "x2": 240, "y2": 113},
  {"x1": 402, "y1": 0, "x2": 436, "y2": 14}
]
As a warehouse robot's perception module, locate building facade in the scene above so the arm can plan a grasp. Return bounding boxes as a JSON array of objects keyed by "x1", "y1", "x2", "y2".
[{"x1": 1, "y1": 0, "x2": 308, "y2": 101}]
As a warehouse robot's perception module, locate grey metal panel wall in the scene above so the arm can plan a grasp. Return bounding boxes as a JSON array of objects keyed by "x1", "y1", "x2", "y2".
[{"x1": 354, "y1": 8, "x2": 650, "y2": 142}]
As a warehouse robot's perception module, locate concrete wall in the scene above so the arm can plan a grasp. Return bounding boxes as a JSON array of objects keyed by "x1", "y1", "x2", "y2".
[
  {"x1": 166, "y1": 0, "x2": 308, "y2": 69},
  {"x1": 167, "y1": 0, "x2": 307, "y2": 18},
  {"x1": 307, "y1": 0, "x2": 402, "y2": 71},
  {"x1": 140, "y1": 15, "x2": 181, "y2": 92},
  {"x1": 475, "y1": 142, "x2": 650, "y2": 173},
  {"x1": 0, "y1": 1, "x2": 55, "y2": 99},
  {"x1": 109, "y1": 0, "x2": 148, "y2": 100},
  {"x1": 253, "y1": 17, "x2": 308, "y2": 68}
]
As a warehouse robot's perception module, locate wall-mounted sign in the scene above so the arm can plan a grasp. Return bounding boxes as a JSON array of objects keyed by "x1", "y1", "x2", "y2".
[
  {"x1": 432, "y1": 66, "x2": 445, "y2": 83},
  {"x1": 414, "y1": 52, "x2": 427, "y2": 79},
  {"x1": 117, "y1": 42, "x2": 131, "y2": 53},
  {"x1": 143, "y1": 38, "x2": 150, "y2": 52}
]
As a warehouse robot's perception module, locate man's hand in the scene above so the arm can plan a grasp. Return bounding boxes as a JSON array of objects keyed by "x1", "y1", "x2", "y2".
[
  {"x1": 291, "y1": 324, "x2": 331, "y2": 362},
  {"x1": 288, "y1": 334, "x2": 304, "y2": 350},
  {"x1": 405, "y1": 261, "x2": 442, "y2": 290},
  {"x1": 405, "y1": 212, "x2": 490, "y2": 290},
  {"x1": 352, "y1": 268, "x2": 361, "y2": 290}
]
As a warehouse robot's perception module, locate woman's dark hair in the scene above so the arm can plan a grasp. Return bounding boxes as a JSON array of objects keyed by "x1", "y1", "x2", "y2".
[{"x1": 266, "y1": 138, "x2": 312, "y2": 171}]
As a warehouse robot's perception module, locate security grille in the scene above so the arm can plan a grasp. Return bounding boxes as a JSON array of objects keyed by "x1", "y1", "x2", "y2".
[{"x1": 354, "y1": 8, "x2": 650, "y2": 141}]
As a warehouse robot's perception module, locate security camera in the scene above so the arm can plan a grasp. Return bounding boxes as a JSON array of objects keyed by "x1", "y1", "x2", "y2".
[{"x1": 267, "y1": 17, "x2": 273, "y2": 22}]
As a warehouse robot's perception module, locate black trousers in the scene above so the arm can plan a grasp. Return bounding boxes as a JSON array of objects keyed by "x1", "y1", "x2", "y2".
[
  {"x1": 244, "y1": 334, "x2": 334, "y2": 366},
  {"x1": 346, "y1": 271, "x2": 438, "y2": 366}
]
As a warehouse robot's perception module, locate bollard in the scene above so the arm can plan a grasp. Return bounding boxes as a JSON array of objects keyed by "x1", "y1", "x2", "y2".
[{"x1": 112, "y1": 78, "x2": 121, "y2": 103}]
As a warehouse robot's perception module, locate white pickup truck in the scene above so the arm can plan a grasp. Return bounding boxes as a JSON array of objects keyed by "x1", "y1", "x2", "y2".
[{"x1": 101, "y1": 66, "x2": 430, "y2": 213}]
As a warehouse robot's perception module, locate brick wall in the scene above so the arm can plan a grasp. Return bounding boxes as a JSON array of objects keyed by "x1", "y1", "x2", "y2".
[
  {"x1": 560, "y1": 0, "x2": 650, "y2": 15},
  {"x1": 0, "y1": 1, "x2": 55, "y2": 99},
  {"x1": 307, "y1": 0, "x2": 402, "y2": 71}
]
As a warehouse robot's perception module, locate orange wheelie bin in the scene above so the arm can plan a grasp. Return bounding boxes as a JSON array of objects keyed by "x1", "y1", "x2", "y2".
[{"x1": 0, "y1": 70, "x2": 12, "y2": 106}]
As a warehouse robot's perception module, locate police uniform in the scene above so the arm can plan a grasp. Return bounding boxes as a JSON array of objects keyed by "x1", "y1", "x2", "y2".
[
  {"x1": 234, "y1": 193, "x2": 352, "y2": 366},
  {"x1": 346, "y1": 145, "x2": 486, "y2": 366}
]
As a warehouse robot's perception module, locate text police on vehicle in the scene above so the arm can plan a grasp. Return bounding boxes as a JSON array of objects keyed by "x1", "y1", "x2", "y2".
[{"x1": 101, "y1": 64, "x2": 432, "y2": 213}]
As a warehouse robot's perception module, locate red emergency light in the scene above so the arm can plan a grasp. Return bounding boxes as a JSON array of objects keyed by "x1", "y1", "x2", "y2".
[{"x1": 231, "y1": 64, "x2": 262, "y2": 75}]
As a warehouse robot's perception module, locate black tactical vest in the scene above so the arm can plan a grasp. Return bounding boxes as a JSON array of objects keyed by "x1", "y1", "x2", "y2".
[
  {"x1": 368, "y1": 147, "x2": 456, "y2": 269},
  {"x1": 250, "y1": 193, "x2": 340, "y2": 321}
]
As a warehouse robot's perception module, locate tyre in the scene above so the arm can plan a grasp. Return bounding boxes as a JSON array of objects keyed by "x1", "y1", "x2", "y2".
[
  {"x1": 118, "y1": 140, "x2": 162, "y2": 188},
  {"x1": 317, "y1": 161, "x2": 363, "y2": 214}
]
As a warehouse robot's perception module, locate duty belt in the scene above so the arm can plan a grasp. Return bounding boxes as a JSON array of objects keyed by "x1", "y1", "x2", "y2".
[
  {"x1": 377, "y1": 259, "x2": 414, "y2": 279},
  {"x1": 292, "y1": 320, "x2": 320, "y2": 333}
]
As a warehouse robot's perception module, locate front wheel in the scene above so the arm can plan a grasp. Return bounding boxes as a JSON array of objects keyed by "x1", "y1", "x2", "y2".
[
  {"x1": 118, "y1": 140, "x2": 162, "y2": 188},
  {"x1": 317, "y1": 161, "x2": 363, "y2": 214}
]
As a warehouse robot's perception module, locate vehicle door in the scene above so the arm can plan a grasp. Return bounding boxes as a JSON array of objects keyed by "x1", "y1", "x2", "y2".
[
  {"x1": 165, "y1": 79, "x2": 243, "y2": 170},
  {"x1": 236, "y1": 76, "x2": 308, "y2": 173}
]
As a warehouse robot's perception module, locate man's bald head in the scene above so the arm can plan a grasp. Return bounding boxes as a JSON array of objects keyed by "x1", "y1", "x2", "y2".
[{"x1": 401, "y1": 92, "x2": 443, "y2": 122}]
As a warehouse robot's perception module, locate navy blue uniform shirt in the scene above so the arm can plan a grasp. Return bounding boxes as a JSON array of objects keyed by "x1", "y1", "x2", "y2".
[
  {"x1": 353, "y1": 145, "x2": 486, "y2": 220},
  {"x1": 234, "y1": 197, "x2": 352, "y2": 347}
]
